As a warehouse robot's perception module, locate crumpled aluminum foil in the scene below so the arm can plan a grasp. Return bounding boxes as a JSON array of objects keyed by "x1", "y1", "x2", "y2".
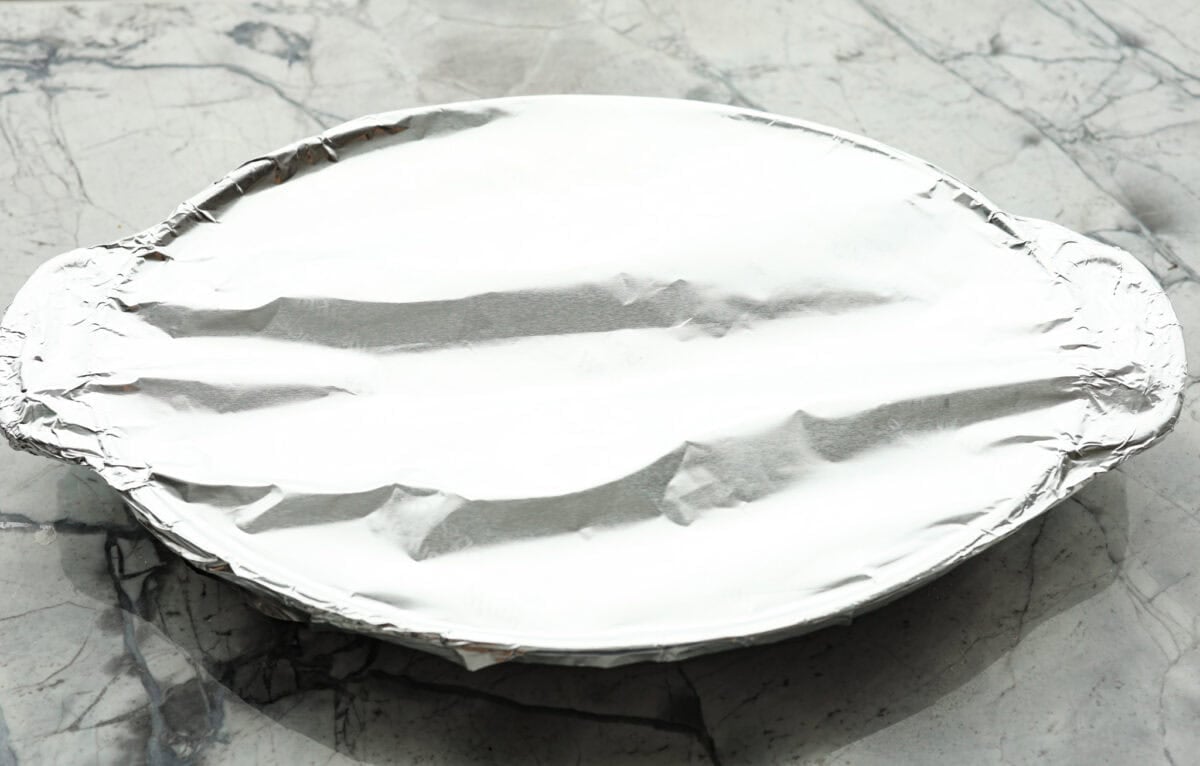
[{"x1": 0, "y1": 96, "x2": 1185, "y2": 669}]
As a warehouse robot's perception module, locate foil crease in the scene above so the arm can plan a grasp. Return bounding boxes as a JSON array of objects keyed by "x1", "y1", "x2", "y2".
[{"x1": 0, "y1": 96, "x2": 1186, "y2": 669}]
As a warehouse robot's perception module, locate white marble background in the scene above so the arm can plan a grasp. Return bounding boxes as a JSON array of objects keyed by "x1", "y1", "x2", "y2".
[{"x1": 1, "y1": 0, "x2": 1199, "y2": 763}]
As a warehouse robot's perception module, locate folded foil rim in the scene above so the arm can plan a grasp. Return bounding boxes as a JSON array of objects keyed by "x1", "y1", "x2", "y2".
[{"x1": 0, "y1": 96, "x2": 1187, "y2": 668}]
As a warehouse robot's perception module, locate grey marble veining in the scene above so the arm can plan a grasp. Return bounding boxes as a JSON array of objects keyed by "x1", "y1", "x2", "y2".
[{"x1": 1, "y1": 0, "x2": 1199, "y2": 763}]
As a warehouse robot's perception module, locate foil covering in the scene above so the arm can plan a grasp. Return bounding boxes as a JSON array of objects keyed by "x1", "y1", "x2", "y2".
[{"x1": 0, "y1": 96, "x2": 1186, "y2": 669}]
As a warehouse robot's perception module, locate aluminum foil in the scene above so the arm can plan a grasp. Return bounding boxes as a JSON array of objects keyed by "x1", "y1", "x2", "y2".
[{"x1": 0, "y1": 96, "x2": 1185, "y2": 669}]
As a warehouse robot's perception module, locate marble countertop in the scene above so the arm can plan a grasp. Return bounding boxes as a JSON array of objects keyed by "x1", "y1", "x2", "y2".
[{"x1": 2, "y1": 0, "x2": 1199, "y2": 763}]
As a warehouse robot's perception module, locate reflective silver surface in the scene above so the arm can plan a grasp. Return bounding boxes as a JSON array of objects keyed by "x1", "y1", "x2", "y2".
[{"x1": 0, "y1": 95, "x2": 1185, "y2": 668}]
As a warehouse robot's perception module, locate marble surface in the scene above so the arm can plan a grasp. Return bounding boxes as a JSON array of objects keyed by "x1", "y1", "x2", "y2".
[{"x1": 2, "y1": 0, "x2": 1200, "y2": 763}]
